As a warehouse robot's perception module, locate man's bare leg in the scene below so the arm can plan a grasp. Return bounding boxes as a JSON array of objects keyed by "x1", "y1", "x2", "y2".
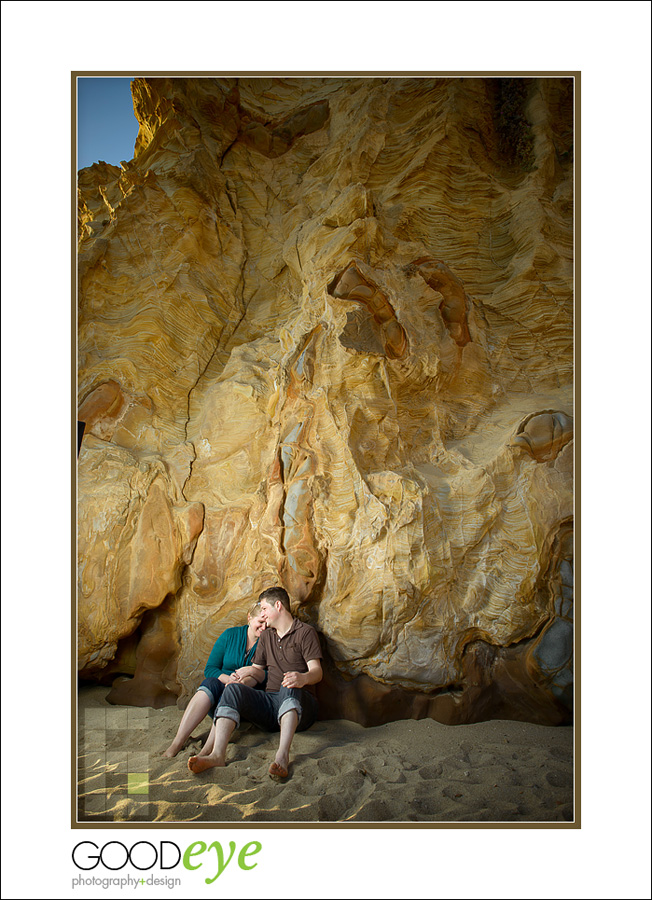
[
  {"x1": 188, "y1": 717, "x2": 236, "y2": 774},
  {"x1": 269, "y1": 709, "x2": 298, "y2": 779},
  {"x1": 163, "y1": 691, "x2": 212, "y2": 758}
]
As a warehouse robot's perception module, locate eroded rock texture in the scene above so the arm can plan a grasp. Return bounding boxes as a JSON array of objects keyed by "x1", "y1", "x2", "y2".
[{"x1": 78, "y1": 76, "x2": 574, "y2": 722}]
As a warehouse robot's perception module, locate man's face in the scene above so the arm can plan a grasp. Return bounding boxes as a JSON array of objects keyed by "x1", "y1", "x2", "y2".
[{"x1": 260, "y1": 599, "x2": 280, "y2": 627}]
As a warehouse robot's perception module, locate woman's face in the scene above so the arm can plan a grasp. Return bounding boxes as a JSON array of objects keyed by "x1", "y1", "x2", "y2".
[{"x1": 248, "y1": 613, "x2": 266, "y2": 637}]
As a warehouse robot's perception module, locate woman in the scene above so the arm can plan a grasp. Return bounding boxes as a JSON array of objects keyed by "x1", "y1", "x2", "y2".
[{"x1": 163, "y1": 601, "x2": 266, "y2": 758}]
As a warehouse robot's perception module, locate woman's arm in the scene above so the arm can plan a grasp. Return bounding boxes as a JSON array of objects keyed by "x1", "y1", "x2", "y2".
[
  {"x1": 229, "y1": 665, "x2": 265, "y2": 688},
  {"x1": 204, "y1": 631, "x2": 229, "y2": 679},
  {"x1": 232, "y1": 664, "x2": 266, "y2": 685}
]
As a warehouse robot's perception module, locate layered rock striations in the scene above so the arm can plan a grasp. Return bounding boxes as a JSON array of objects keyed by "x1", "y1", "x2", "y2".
[{"x1": 77, "y1": 76, "x2": 574, "y2": 724}]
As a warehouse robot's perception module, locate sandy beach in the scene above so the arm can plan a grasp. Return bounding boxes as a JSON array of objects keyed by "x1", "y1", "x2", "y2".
[{"x1": 77, "y1": 686, "x2": 574, "y2": 824}]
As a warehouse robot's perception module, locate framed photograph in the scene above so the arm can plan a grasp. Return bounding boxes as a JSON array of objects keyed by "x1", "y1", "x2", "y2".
[{"x1": 76, "y1": 72, "x2": 577, "y2": 828}]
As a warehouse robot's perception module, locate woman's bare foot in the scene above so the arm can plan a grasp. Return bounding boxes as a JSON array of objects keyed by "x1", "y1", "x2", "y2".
[
  {"x1": 162, "y1": 743, "x2": 182, "y2": 758},
  {"x1": 188, "y1": 755, "x2": 225, "y2": 774}
]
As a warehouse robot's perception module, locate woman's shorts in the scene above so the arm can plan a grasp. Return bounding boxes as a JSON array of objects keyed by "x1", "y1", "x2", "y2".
[{"x1": 196, "y1": 678, "x2": 225, "y2": 716}]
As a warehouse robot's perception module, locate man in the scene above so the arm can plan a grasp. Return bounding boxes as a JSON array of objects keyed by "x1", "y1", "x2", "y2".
[{"x1": 188, "y1": 586, "x2": 322, "y2": 780}]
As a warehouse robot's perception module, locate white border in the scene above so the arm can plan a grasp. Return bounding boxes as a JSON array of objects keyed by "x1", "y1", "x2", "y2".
[{"x1": 2, "y1": 2, "x2": 651, "y2": 898}]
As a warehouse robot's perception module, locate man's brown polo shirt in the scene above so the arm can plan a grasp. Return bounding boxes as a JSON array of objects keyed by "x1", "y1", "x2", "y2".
[{"x1": 253, "y1": 618, "x2": 322, "y2": 693}]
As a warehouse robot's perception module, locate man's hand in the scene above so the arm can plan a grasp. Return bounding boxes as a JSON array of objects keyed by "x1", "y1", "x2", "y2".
[
  {"x1": 281, "y1": 671, "x2": 306, "y2": 689},
  {"x1": 282, "y1": 660, "x2": 322, "y2": 689}
]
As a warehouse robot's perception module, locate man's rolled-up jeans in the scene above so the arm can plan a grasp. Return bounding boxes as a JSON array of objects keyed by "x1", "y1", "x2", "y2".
[{"x1": 215, "y1": 683, "x2": 318, "y2": 732}]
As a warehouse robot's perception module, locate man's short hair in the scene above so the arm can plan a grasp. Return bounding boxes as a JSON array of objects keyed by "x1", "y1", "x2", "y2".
[{"x1": 259, "y1": 586, "x2": 291, "y2": 612}]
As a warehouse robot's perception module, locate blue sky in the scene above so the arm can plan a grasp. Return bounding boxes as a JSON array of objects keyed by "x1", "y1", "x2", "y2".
[{"x1": 77, "y1": 77, "x2": 140, "y2": 170}]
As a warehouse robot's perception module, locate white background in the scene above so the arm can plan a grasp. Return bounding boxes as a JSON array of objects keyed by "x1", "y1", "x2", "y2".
[{"x1": 1, "y1": 2, "x2": 650, "y2": 898}]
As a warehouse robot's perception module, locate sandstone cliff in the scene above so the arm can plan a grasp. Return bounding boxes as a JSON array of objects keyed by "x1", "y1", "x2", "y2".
[{"x1": 77, "y1": 76, "x2": 574, "y2": 724}]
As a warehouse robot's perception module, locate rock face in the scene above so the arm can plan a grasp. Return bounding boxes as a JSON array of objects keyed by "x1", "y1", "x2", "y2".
[{"x1": 77, "y1": 76, "x2": 574, "y2": 724}]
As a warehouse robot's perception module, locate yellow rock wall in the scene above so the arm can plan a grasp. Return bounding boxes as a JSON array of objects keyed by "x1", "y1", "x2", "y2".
[{"x1": 78, "y1": 76, "x2": 574, "y2": 723}]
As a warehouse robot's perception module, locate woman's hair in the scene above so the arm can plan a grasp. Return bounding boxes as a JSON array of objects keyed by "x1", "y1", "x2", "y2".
[
  {"x1": 258, "y1": 586, "x2": 291, "y2": 611},
  {"x1": 247, "y1": 600, "x2": 263, "y2": 617}
]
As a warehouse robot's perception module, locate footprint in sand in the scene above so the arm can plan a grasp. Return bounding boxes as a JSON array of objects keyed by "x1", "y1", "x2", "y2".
[
  {"x1": 466, "y1": 751, "x2": 500, "y2": 767},
  {"x1": 442, "y1": 785, "x2": 469, "y2": 802},
  {"x1": 411, "y1": 797, "x2": 441, "y2": 816},
  {"x1": 317, "y1": 794, "x2": 350, "y2": 821},
  {"x1": 358, "y1": 756, "x2": 408, "y2": 784},
  {"x1": 441, "y1": 755, "x2": 469, "y2": 771},
  {"x1": 313, "y1": 770, "x2": 367, "y2": 797},
  {"x1": 549, "y1": 746, "x2": 573, "y2": 761},
  {"x1": 418, "y1": 763, "x2": 444, "y2": 780},
  {"x1": 340, "y1": 772, "x2": 367, "y2": 793},
  {"x1": 546, "y1": 770, "x2": 573, "y2": 788},
  {"x1": 376, "y1": 740, "x2": 404, "y2": 755},
  {"x1": 349, "y1": 798, "x2": 391, "y2": 821},
  {"x1": 316, "y1": 756, "x2": 342, "y2": 776}
]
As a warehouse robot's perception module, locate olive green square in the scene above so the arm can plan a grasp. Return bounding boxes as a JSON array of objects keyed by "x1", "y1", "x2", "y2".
[{"x1": 127, "y1": 773, "x2": 149, "y2": 795}]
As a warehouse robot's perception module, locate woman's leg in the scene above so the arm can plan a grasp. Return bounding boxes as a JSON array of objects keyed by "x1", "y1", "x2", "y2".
[
  {"x1": 188, "y1": 718, "x2": 237, "y2": 773},
  {"x1": 163, "y1": 690, "x2": 213, "y2": 757},
  {"x1": 196, "y1": 719, "x2": 217, "y2": 757}
]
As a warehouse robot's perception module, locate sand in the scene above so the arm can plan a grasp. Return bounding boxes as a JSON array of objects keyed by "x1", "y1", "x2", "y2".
[{"x1": 77, "y1": 686, "x2": 574, "y2": 824}]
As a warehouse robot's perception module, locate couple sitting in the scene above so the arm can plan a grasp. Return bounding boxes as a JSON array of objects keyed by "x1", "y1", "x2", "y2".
[{"x1": 164, "y1": 586, "x2": 322, "y2": 780}]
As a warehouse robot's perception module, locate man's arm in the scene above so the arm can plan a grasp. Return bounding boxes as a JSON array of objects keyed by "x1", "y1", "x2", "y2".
[{"x1": 281, "y1": 659, "x2": 322, "y2": 689}]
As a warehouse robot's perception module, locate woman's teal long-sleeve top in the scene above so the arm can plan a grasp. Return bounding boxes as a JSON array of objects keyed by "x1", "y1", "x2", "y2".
[{"x1": 203, "y1": 625, "x2": 258, "y2": 679}]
